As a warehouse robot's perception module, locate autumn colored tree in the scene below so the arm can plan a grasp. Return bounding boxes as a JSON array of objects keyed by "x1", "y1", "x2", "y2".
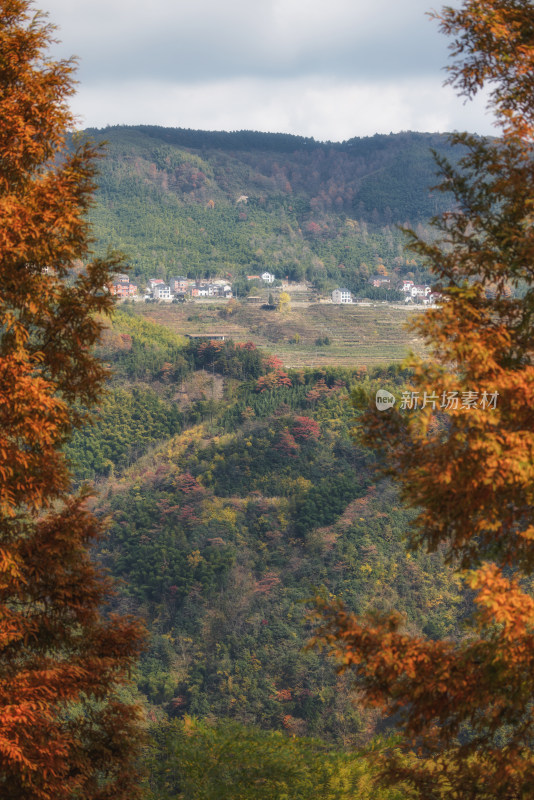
[
  {"x1": 312, "y1": 1, "x2": 534, "y2": 798},
  {"x1": 277, "y1": 290, "x2": 291, "y2": 313},
  {"x1": 291, "y1": 415, "x2": 320, "y2": 442},
  {"x1": 255, "y1": 370, "x2": 292, "y2": 392},
  {"x1": 275, "y1": 430, "x2": 300, "y2": 457},
  {"x1": 0, "y1": 2, "x2": 145, "y2": 799}
]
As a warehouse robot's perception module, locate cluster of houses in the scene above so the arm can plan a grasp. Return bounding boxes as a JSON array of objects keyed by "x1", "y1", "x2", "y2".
[
  {"x1": 331, "y1": 276, "x2": 442, "y2": 305},
  {"x1": 400, "y1": 279, "x2": 441, "y2": 304},
  {"x1": 109, "y1": 272, "x2": 280, "y2": 302},
  {"x1": 368, "y1": 274, "x2": 441, "y2": 304},
  {"x1": 110, "y1": 275, "x2": 233, "y2": 302},
  {"x1": 110, "y1": 270, "x2": 441, "y2": 306}
]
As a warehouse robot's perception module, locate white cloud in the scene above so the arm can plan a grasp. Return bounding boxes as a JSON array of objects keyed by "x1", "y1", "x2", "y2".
[{"x1": 71, "y1": 75, "x2": 496, "y2": 142}]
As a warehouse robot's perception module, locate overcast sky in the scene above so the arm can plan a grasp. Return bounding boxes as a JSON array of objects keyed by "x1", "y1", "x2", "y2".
[{"x1": 43, "y1": 0, "x2": 496, "y2": 142}]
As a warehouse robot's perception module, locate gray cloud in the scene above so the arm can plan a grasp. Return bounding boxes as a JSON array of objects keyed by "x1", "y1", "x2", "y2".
[
  {"x1": 42, "y1": 0, "x2": 495, "y2": 139},
  {"x1": 47, "y1": 0, "x2": 449, "y2": 83}
]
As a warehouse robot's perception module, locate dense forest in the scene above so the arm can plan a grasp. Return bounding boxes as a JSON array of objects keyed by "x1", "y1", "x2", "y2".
[
  {"x1": 81, "y1": 126, "x2": 459, "y2": 295},
  {"x1": 64, "y1": 309, "x2": 468, "y2": 796}
]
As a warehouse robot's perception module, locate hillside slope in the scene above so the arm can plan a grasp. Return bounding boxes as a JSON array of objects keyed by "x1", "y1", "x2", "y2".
[
  {"x1": 66, "y1": 312, "x2": 464, "y2": 747},
  {"x1": 83, "y1": 126, "x2": 458, "y2": 290}
]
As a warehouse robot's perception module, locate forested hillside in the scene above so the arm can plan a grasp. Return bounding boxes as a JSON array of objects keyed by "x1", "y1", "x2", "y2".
[
  {"x1": 69, "y1": 126, "x2": 468, "y2": 796},
  {"x1": 83, "y1": 126, "x2": 458, "y2": 293},
  {"x1": 66, "y1": 310, "x2": 466, "y2": 777}
]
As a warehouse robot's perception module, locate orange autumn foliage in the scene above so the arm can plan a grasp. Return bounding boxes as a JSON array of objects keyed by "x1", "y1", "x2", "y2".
[
  {"x1": 312, "y1": 1, "x2": 534, "y2": 798},
  {"x1": 0, "y1": 2, "x2": 145, "y2": 799},
  {"x1": 255, "y1": 370, "x2": 293, "y2": 392},
  {"x1": 312, "y1": 565, "x2": 534, "y2": 796}
]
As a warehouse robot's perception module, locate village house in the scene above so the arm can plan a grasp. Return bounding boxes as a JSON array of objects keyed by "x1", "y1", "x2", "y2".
[
  {"x1": 190, "y1": 283, "x2": 210, "y2": 297},
  {"x1": 218, "y1": 283, "x2": 233, "y2": 297},
  {"x1": 206, "y1": 283, "x2": 233, "y2": 298},
  {"x1": 110, "y1": 276, "x2": 138, "y2": 298},
  {"x1": 169, "y1": 276, "x2": 189, "y2": 293},
  {"x1": 112, "y1": 282, "x2": 138, "y2": 298},
  {"x1": 147, "y1": 278, "x2": 165, "y2": 291},
  {"x1": 261, "y1": 271, "x2": 275, "y2": 283},
  {"x1": 186, "y1": 333, "x2": 226, "y2": 341},
  {"x1": 411, "y1": 284, "x2": 432, "y2": 299},
  {"x1": 332, "y1": 288, "x2": 352, "y2": 304},
  {"x1": 153, "y1": 284, "x2": 173, "y2": 301}
]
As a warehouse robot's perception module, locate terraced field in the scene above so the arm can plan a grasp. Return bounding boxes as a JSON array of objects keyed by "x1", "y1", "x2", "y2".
[{"x1": 130, "y1": 300, "x2": 426, "y2": 368}]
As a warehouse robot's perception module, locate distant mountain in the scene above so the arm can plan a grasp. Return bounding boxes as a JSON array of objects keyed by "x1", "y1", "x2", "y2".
[{"x1": 83, "y1": 125, "x2": 461, "y2": 291}]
